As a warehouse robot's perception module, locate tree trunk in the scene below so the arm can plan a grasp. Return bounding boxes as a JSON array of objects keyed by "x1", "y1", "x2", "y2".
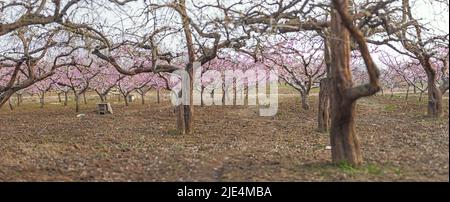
[
  {"x1": 381, "y1": 87, "x2": 384, "y2": 96},
  {"x1": 141, "y1": 93, "x2": 145, "y2": 105},
  {"x1": 300, "y1": 94, "x2": 310, "y2": 110},
  {"x1": 390, "y1": 88, "x2": 394, "y2": 98},
  {"x1": 329, "y1": 1, "x2": 363, "y2": 166},
  {"x1": 244, "y1": 86, "x2": 249, "y2": 106},
  {"x1": 0, "y1": 92, "x2": 12, "y2": 109},
  {"x1": 200, "y1": 86, "x2": 205, "y2": 107},
  {"x1": 184, "y1": 69, "x2": 194, "y2": 134},
  {"x1": 8, "y1": 98, "x2": 14, "y2": 111},
  {"x1": 124, "y1": 94, "x2": 129, "y2": 106},
  {"x1": 175, "y1": 91, "x2": 185, "y2": 134},
  {"x1": 427, "y1": 79, "x2": 443, "y2": 117},
  {"x1": 233, "y1": 82, "x2": 237, "y2": 106},
  {"x1": 330, "y1": 99, "x2": 362, "y2": 166},
  {"x1": 75, "y1": 94, "x2": 80, "y2": 113},
  {"x1": 420, "y1": 59, "x2": 444, "y2": 117},
  {"x1": 64, "y1": 92, "x2": 68, "y2": 106},
  {"x1": 98, "y1": 93, "x2": 106, "y2": 103},
  {"x1": 419, "y1": 91, "x2": 423, "y2": 102},
  {"x1": 83, "y1": 92, "x2": 87, "y2": 104},
  {"x1": 413, "y1": 86, "x2": 417, "y2": 94},
  {"x1": 405, "y1": 85, "x2": 410, "y2": 100},
  {"x1": 17, "y1": 94, "x2": 21, "y2": 106},
  {"x1": 58, "y1": 93, "x2": 62, "y2": 103},
  {"x1": 157, "y1": 89, "x2": 160, "y2": 104},
  {"x1": 40, "y1": 93, "x2": 45, "y2": 109},
  {"x1": 175, "y1": 105, "x2": 185, "y2": 135},
  {"x1": 222, "y1": 84, "x2": 226, "y2": 105},
  {"x1": 318, "y1": 78, "x2": 331, "y2": 133}
]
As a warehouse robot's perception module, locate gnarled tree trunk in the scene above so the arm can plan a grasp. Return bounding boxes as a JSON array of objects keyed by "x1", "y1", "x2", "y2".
[
  {"x1": 420, "y1": 59, "x2": 444, "y2": 117},
  {"x1": 329, "y1": 7, "x2": 362, "y2": 165},
  {"x1": 329, "y1": 0, "x2": 380, "y2": 166},
  {"x1": 426, "y1": 72, "x2": 443, "y2": 117}
]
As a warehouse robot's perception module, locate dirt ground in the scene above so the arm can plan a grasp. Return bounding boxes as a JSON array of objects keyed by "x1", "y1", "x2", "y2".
[{"x1": 0, "y1": 91, "x2": 448, "y2": 182}]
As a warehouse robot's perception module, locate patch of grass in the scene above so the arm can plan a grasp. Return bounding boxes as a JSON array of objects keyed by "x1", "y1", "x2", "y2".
[
  {"x1": 366, "y1": 164, "x2": 383, "y2": 176},
  {"x1": 393, "y1": 167, "x2": 402, "y2": 175},
  {"x1": 337, "y1": 162, "x2": 357, "y2": 174},
  {"x1": 334, "y1": 162, "x2": 385, "y2": 176},
  {"x1": 384, "y1": 104, "x2": 397, "y2": 112}
]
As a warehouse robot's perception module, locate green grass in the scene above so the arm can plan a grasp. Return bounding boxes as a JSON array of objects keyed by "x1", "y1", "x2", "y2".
[
  {"x1": 337, "y1": 162, "x2": 357, "y2": 174},
  {"x1": 384, "y1": 104, "x2": 397, "y2": 112},
  {"x1": 336, "y1": 162, "x2": 386, "y2": 176},
  {"x1": 302, "y1": 161, "x2": 390, "y2": 178},
  {"x1": 366, "y1": 164, "x2": 384, "y2": 175}
]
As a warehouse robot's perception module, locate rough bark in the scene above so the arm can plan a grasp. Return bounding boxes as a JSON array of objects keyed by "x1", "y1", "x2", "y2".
[
  {"x1": 426, "y1": 76, "x2": 443, "y2": 117},
  {"x1": 318, "y1": 78, "x2": 331, "y2": 133},
  {"x1": 420, "y1": 60, "x2": 443, "y2": 117}
]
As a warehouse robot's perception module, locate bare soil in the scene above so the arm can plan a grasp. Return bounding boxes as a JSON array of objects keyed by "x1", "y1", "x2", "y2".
[{"x1": 0, "y1": 92, "x2": 448, "y2": 181}]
